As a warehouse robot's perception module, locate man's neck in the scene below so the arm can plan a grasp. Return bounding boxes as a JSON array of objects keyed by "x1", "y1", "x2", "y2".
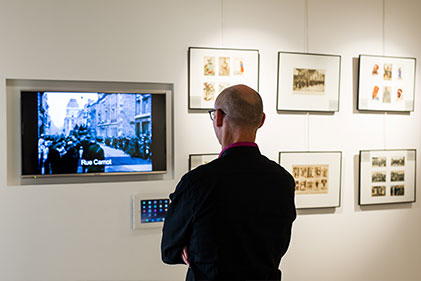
[{"x1": 220, "y1": 128, "x2": 256, "y2": 149}]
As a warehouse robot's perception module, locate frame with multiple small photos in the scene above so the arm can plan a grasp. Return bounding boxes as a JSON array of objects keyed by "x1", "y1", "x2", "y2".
[
  {"x1": 279, "y1": 151, "x2": 342, "y2": 209},
  {"x1": 189, "y1": 153, "x2": 219, "y2": 171},
  {"x1": 277, "y1": 51, "x2": 341, "y2": 112},
  {"x1": 358, "y1": 55, "x2": 416, "y2": 111},
  {"x1": 188, "y1": 47, "x2": 259, "y2": 110},
  {"x1": 359, "y1": 149, "x2": 416, "y2": 205}
]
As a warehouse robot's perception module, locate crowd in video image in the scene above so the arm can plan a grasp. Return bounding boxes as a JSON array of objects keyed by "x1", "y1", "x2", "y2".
[{"x1": 37, "y1": 92, "x2": 153, "y2": 174}]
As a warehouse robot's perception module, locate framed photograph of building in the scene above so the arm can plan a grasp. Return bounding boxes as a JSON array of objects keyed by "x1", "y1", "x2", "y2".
[
  {"x1": 188, "y1": 47, "x2": 259, "y2": 110},
  {"x1": 358, "y1": 55, "x2": 416, "y2": 111},
  {"x1": 277, "y1": 52, "x2": 341, "y2": 112},
  {"x1": 359, "y1": 149, "x2": 416, "y2": 205},
  {"x1": 189, "y1": 153, "x2": 219, "y2": 171},
  {"x1": 279, "y1": 151, "x2": 342, "y2": 209}
]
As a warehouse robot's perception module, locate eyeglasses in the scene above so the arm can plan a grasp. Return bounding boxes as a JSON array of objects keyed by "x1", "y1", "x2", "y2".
[{"x1": 208, "y1": 109, "x2": 226, "y2": 121}]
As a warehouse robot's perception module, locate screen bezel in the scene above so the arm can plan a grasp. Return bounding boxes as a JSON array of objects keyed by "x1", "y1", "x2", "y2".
[{"x1": 21, "y1": 90, "x2": 168, "y2": 178}]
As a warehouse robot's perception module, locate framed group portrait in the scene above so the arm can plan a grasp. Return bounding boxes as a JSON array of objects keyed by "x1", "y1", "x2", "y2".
[
  {"x1": 189, "y1": 153, "x2": 219, "y2": 171},
  {"x1": 188, "y1": 47, "x2": 259, "y2": 110},
  {"x1": 359, "y1": 149, "x2": 416, "y2": 205},
  {"x1": 279, "y1": 151, "x2": 342, "y2": 209},
  {"x1": 357, "y1": 55, "x2": 416, "y2": 112},
  {"x1": 276, "y1": 52, "x2": 341, "y2": 112}
]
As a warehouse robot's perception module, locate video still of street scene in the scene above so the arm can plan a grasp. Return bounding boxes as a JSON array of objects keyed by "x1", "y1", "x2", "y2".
[{"x1": 37, "y1": 92, "x2": 153, "y2": 174}]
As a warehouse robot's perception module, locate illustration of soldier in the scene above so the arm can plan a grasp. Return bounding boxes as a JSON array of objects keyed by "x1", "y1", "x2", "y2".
[
  {"x1": 372, "y1": 64, "x2": 379, "y2": 76},
  {"x1": 372, "y1": 85, "x2": 380, "y2": 100},
  {"x1": 203, "y1": 82, "x2": 216, "y2": 101},
  {"x1": 397, "y1": 66, "x2": 403, "y2": 80},
  {"x1": 384, "y1": 64, "x2": 392, "y2": 80},
  {"x1": 383, "y1": 86, "x2": 391, "y2": 103},
  {"x1": 218, "y1": 82, "x2": 230, "y2": 94},
  {"x1": 233, "y1": 58, "x2": 245, "y2": 75},
  {"x1": 396, "y1": 88, "x2": 403, "y2": 101},
  {"x1": 203, "y1": 56, "x2": 215, "y2": 76},
  {"x1": 219, "y1": 57, "x2": 230, "y2": 76}
]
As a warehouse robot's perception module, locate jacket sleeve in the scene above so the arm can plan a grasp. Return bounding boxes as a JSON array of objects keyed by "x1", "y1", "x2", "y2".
[{"x1": 161, "y1": 175, "x2": 195, "y2": 265}]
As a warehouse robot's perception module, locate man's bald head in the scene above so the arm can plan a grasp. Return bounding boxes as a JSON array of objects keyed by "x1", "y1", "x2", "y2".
[{"x1": 215, "y1": 84, "x2": 264, "y2": 129}]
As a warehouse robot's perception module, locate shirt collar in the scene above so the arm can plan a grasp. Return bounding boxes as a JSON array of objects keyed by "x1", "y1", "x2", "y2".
[{"x1": 218, "y1": 142, "x2": 258, "y2": 158}]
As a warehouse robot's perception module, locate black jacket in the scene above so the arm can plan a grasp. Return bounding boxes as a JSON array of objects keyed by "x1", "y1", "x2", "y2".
[{"x1": 161, "y1": 146, "x2": 296, "y2": 281}]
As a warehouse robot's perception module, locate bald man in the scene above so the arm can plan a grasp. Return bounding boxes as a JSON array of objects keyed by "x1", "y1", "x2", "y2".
[{"x1": 161, "y1": 85, "x2": 296, "y2": 281}]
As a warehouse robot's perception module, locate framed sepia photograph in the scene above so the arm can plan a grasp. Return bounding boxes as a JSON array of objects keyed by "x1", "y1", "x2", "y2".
[
  {"x1": 359, "y1": 149, "x2": 416, "y2": 205},
  {"x1": 189, "y1": 153, "x2": 219, "y2": 171},
  {"x1": 279, "y1": 151, "x2": 342, "y2": 209},
  {"x1": 358, "y1": 55, "x2": 416, "y2": 111},
  {"x1": 188, "y1": 47, "x2": 259, "y2": 110},
  {"x1": 277, "y1": 52, "x2": 341, "y2": 112}
]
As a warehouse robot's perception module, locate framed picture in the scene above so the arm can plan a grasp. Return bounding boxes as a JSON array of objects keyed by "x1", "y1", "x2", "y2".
[
  {"x1": 189, "y1": 153, "x2": 219, "y2": 171},
  {"x1": 188, "y1": 47, "x2": 259, "y2": 110},
  {"x1": 358, "y1": 55, "x2": 416, "y2": 111},
  {"x1": 279, "y1": 151, "x2": 342, "y2": 209},
  {"x1": 359, "y1": 149, "x2": 416, "y2": 205},
  {"x1": 277, "y1": 52, "x2": 341, "y2": 112}
]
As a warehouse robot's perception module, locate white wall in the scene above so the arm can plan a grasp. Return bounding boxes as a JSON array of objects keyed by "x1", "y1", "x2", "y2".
[{"x1": 0, "y1": 0, "x2": 420, "y2": 280}]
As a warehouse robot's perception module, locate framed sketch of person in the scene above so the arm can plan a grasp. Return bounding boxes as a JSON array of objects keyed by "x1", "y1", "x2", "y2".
[
  {"x1": 279, "y1": 151, "x2": 342, "y2": 209},
  {"x1": 359, "y1": 149, "x2": 416, "y2": 205},
  {"x1": 277, "y1": 52, "x2": 341, "y2": 112},
  {"x1": 357, "y1": 55, "x2": 416, "y2": 111},
  {"x1": 188, "y1": 47, "x2": 259, "y2": 110},
  {"x1": 189, "y1": 153, "x2": 219, "y2": 171}
]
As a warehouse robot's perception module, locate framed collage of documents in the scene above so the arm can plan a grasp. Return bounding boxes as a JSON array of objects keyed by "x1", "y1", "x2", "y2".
[
  {"x1": 188, "y1": 47, "x2": 259, "y2": 110},
  {"x1": 279, "y1": 151, "x2": 342, "y2": 209},
  {"x1": 359, "y1": 149, "x2": 416, "y2": 205},
  {"x1": 277, "y1": 52, "x2": 341, "y2": 112},
  {"x1": 358, "y1": 55, "x2": 416, "y2": 111},
  {"x1": 189, "y1": 153, "x2": 219, "y2": 171}
]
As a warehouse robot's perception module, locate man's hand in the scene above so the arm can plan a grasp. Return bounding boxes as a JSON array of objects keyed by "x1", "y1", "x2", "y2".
[{"x1": 181, "y1": 246, "x2": 190, "y2": 267}]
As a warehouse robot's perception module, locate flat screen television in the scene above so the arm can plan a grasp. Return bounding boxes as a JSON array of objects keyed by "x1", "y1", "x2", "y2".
[{"x1": 21, "y1": 91, "x2": 167, "y2": 177}]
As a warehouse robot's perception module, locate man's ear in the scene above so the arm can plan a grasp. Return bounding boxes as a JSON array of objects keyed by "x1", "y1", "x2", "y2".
[
  {"x1": 258, "y1": 113, "x2": 266, "y2": 128},
  {"x1": 215, "y1": 109, "x2": 224, "y2": 127}
]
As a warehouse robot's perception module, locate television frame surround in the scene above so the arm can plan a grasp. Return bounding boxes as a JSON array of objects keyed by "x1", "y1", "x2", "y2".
[{"x1": 7, "y1": 79, "x2": 174, "y2": 183}]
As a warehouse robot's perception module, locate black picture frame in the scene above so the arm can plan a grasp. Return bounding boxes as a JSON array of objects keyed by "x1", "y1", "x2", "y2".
[
  {"x1": 279, "y1": 151, "x2": 342, "y2": 209},
  {"x1": 188, "y1": 47, "x2": 260, "y2": 110},
  {"x1": 276, "y1": 51, "x2": 341, "y2": 112},
  {"x1": 188, "y1": 153, "x2": 219, "y2": 171},
  {"x1": 357, "y1": 54, "x2": 416, "y2": 112},
  {"x1": 359, "y1": 149, "x2": 417, "y2": 206}
]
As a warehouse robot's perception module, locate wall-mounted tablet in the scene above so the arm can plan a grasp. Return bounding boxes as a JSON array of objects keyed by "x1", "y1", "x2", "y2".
[{"x1": 133, "y1": 194, "x2": 170, "y2": 229}]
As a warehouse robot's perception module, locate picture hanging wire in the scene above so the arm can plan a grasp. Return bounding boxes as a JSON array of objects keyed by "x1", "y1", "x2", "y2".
[
  {"x1": 304, "y1": 0, "x2": 310, "y2": 151},
  {"x1": 383, "y1": 112, "x2": 388, "y2": 149},
  {"x1": 382, "y1": 0, "x2": 385, "y2": 56},
  {"x1": 304, "y1": 0, "x2": 309, "y2": 54},
  {"x1": 382, "y1": 0, "x2": 387, "y2": 150},
  {"x1": 306, "y1": 112, "x2": 310, "y2": 151},
  {"x1": 220, "y1": 0, "x2": 224, "y2": 47}
]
